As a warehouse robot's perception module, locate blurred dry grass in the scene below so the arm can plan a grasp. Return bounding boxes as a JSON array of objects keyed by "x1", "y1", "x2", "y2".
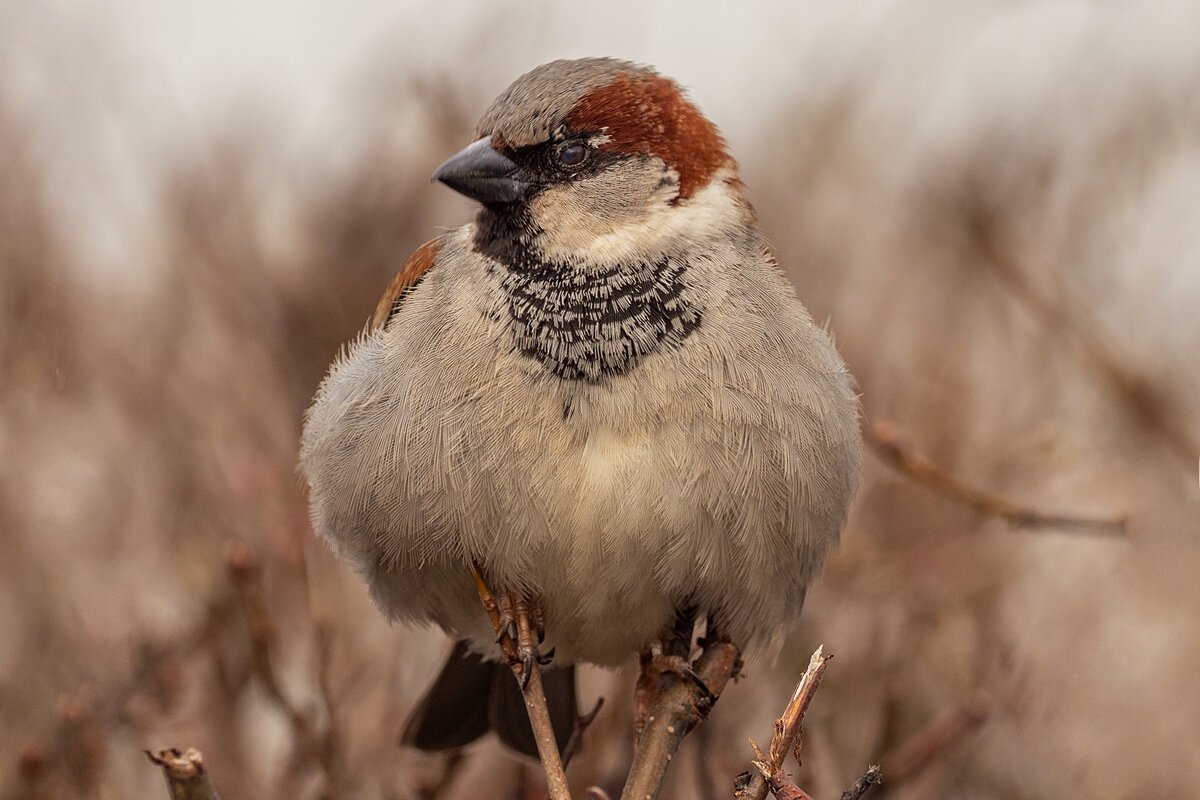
[{"x1": 2, "y1": 4, "x2": 1199, "y2": 800}]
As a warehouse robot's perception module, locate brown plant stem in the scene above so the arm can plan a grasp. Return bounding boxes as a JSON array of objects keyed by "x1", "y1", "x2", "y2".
[
  {"x1": 225, "y1": 542, "x2": 346, "y2": 799},
  {"x1": 145, "y1": 748, "x2": 221, "y2": 800},
  {"x1": 838, "y1": 766, "x2": 883, "y2": 800},
  {"x1": 737, "y1": 646, "x2": 830, "y2": 800},
  {"x1": 759, "y1": 769, "x2": 815, "y2": 800},
  {"x1": 468, "y1": 563, "x2": 572, "y2": 800},
  {"x1": 734, "y1": 651, "x2": 883, "y2": 800},
  {"x1": 966, "y1": 205, "x2": 1199, "y2": 470},
  {"x1": 620, "y1": 637, "x2": 741, "y2": 800},
  {"x1": 562, "y1": 697, "x2": 606, "y2": 768},
  {"x1": 867, "y1": 421, "x2": 1127, "y2": 535},
  {"x1": 880, "y1": 691, "x2": 991, "y2": 784}
]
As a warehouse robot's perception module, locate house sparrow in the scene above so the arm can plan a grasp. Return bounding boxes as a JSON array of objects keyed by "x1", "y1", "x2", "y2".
[{"x1": 300, "y1": 57, "x2": 861, "y2": 758}]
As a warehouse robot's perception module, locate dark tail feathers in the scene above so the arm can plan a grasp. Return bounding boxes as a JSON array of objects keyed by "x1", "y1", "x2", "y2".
[{"x1": 400, "y1": 640, "x2": 578, "y2": 759}]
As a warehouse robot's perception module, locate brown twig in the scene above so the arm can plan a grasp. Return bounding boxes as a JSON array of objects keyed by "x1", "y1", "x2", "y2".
[
  {"x1": 15, "y1": 590, "x2": 239, "y2": 799},
  {"x1": 880, "y1": 691, "x2": 991, "y2": 784},
  {"x1": 735, "y1": 650, "x2": 883, "y2": 800},
  {"x1": 758, "y1": 769, "x2": 815, "y2": 800},
  {"x1": 145, "y1": 748, "x2": 221, "y2": 800},
  {"x1": 867, "y1": 421, "x2": 1127, "y2": 535},
  {"x1": 838, "y1": 766, "x2": 883, "y2": 800},
  {"x1": 468, "y1": 562, "x2": 572, "y2": 800},
  {"x1": 562, "y1": 697, "x2": 606, "y2": 768},
  {"x1": 737, "y1": 646, "x2": 831, "y2": 800},
  {"x1": 966, "y1": 203, "x2": 1199, "y2": 470},
  {"x1": 313, "y1": 622, "x2": 347, "y2": 797},
  {"x1": 692, "y1": 712, "x2": 719, "y2": 800},
  {"x1": 620, "y1": 637, "x2": 741, "y2": 800},
  {"x1": 225, "y1": 542, "x2": 345, "y2": 799},
  {"x1": 414, "y1": 750, "x2": 466, "y2": 800},
  {"x1": 226, "y1": 545, "x2": 317, "y2": 744}
]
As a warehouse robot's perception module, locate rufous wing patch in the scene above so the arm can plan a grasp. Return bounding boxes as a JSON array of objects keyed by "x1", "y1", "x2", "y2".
[
  {"x1": 369, "y1": 236, "x2": 446, "y2": 333},
  {"x1": 567, "y1": 73, "x2": 732, "y2": 201}
]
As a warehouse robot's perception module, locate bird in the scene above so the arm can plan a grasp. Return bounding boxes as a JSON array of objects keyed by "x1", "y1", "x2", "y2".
[{"x1": 300, "y1": 57, "x2": 862, "y2": 760}]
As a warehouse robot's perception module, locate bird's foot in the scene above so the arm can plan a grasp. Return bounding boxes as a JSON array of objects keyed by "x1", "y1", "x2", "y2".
[
  {"x1": 655, "y1": 653, "x2": 718, "y2": 704},
  {"x1": 634, "y1": 650, "x2": 719, "y2": 733},
  {"x1": 651, "y1": 650, "x2": 717, "y2": 696},
  {"x1": 495, "y1": 590, "x2": 553, "y2": 689},
  {"x1": 467, "y1": 563, "x2": 553, "y2": 690}
]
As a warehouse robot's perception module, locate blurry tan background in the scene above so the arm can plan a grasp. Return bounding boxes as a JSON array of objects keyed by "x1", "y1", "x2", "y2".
[{"x1": 2, "y1": 1, "x2": 1199, "y2": 798}]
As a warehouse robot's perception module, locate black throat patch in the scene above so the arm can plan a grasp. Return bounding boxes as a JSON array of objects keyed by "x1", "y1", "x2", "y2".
[{"x1": 474, "y1": 213, "x2": 702, "y2": 383}]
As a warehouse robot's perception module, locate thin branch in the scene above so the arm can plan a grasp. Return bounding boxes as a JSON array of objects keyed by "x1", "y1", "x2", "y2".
[
  {"x1": 838, "y1": 766, "x2": 883, "y2": 800},
  {"x1": 562, "y1": 697, "x2": 605, "y2": 768},
  {"x1": 18, "y1": 591, "x2": 239, "y2": 797},
  {"x1": 225, "y1": 542, "x2": 345, "y2": 798},
  {"x1": 867, "y1": 421, "x2": 1127, "y2": 535},
  {"x1": 756, "y1": 769, "x2": 815, "y2": 800},
  {"x1": 313, "y1": 622, "x2": 346, "y2": 797},
  {"x1": 620, "y1": 637, "x2": 741, "y2": 800},
  {"x1": 735, "y1": 650, "x2": 882, "y2": 800},
  {"x1": 736, "y1": 646, "x2": 831, "y2": 800},
  {"x1": 967, "y1": 204, "x2": 1199, "y2": 470},
  {"x1": 468, "y1": 562, "x2": 572, "y2": 800},
  {"x1": 225, "y1": 545, "x2": 318, "y2": 752},
  {"x1": 880, "y1": 692, "x2": 991, "y2": 784},
  {"x1": 414, "y1": 750, "x2": 466, "y2": 800},
  {"x1": 145, "y1": 748, "x2": 221, "y2": 800}
]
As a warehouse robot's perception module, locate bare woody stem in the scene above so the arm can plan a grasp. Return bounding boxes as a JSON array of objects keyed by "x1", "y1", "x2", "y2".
[
  {"x1": 737, "y1": 646, "x2": 831, "y2": 800},
  {"x1": 468, "y1": 563, "x2": 572, "y2": 800},
  {"x1": 145, "y1": 748, "x2": 221, "y2": 800},
  {"x1": 867, "y1": 421, "x2": 1126, "y2": 535},
  {"x1": 620, "y1": 638, "x2": 741, "y2": 800},
  {"x1": 839, "y1": 766, "x2": 884, "y2": 800}
]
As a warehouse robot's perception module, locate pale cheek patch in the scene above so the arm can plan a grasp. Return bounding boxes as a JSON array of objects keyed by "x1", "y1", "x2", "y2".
[
  {"x1": 528, "y1": 158, "x2": 668, "y2": 254},
  {"x1": 530, "y1": 165, "x2": 746, "y2": 266}
]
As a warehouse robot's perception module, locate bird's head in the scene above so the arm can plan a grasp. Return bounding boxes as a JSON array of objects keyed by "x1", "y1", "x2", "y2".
[{"x1": 433, "y1": 58, "x2": 751, "y2": 266}]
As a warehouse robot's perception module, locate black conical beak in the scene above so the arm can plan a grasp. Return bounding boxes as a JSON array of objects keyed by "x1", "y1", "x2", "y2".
[{"x1": 432, "y1": 136, "x2": 533, "y2": 205}]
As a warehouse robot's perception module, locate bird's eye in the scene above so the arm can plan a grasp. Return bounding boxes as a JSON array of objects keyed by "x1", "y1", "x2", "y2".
[{"x1": 555, "y1": 141, "x2": 588, "y2": 169}]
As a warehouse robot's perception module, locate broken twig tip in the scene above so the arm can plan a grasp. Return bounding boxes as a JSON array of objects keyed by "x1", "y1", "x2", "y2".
[{"x1": 838, "y1": 765, "x2": 883, "y2": 800}]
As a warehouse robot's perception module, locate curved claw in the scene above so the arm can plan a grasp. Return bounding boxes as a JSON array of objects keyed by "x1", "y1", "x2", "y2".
[
  {"x1": 517, "y1": 646, "x2": 554, "y2": 689},
  {"x1": 495, "y1": 617, "x2": 517, "y2": 644},
  {"x1": 520, "y1": 652, "x2": 535, "y2": 690},
  {"x1": 644, "y1": 653, "x2": 718, "y2": 714},
  {"x1": 495, "y1": 594, "x2": 518, "y2": 643}
]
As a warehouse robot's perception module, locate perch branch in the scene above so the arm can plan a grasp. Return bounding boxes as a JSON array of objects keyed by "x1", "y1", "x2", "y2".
[
  {"x1": 145, "y1": 748, "x2": 221, "y2": 800},
  {"x1": 736, "y1": 645, "x2": 830, "y2": 800},
  {"x1": 468, "y1": 562, "x2": 572, "y2": 800},
  {"x1": 620, "y1": 636, "x2": 741, "y2": 800},
  {"x1": 867, "y1": 421, "x2": 1126, "y2": 535}
]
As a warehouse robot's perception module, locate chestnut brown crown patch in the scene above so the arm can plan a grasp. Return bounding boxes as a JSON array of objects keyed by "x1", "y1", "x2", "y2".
[{"x1": 567, "y1": 73, "x2": 731, "y2": 201}]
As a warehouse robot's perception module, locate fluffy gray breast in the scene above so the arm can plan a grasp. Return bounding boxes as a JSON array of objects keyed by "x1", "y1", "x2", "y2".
[{"x1": 301, "y1": 228, "x2": 862, "y2": 597}]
